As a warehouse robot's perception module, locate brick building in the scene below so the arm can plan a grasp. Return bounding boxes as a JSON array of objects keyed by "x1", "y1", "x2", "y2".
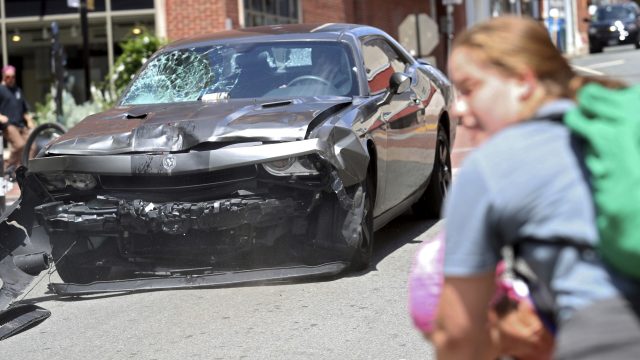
[
  {"x1": 0, "y1": 0, "x2": 467, "y2": 107},
  {"x1": 159, "y1": 0, "x2": 465, "y2": 74}
]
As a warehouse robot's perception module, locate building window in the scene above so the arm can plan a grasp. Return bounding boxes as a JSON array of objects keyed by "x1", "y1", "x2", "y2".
[
  {"x1": 0, "y1": 0, "x2": 155, "y2": 105},
  {"x1": 111, "y1": 0, "x2": 154, "y2": 11},
  {"x1": 244, "y1": 0, "x2": 299, "y2": 27},
  {"x1": 5, "y1": 0, "x2": 103, "y2": 17},
  {"x1": 490, "y1": 0, "x2": 538, "y2": 18}
]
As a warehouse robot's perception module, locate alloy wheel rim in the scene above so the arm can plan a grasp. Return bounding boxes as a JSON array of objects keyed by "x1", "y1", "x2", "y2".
[{"x1": 438, "y1": 137, "x2": 451, "y2": 196}]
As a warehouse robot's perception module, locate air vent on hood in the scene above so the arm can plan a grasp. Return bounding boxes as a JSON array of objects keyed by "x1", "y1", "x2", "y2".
[
  {"x1": 126, "y1": 112, "x2": 148, "y2": 119},
  {"x1": 261, "y1": 100, "x2": 292, "y2": 108}
]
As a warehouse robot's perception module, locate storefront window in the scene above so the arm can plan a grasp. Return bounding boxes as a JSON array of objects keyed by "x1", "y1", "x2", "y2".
[
  {"x1": 244, "y1": 0, "x2": 299, "y2": 27},
  {"x1": 5, "y1": 0, "x2": 106, "y2": 17},
  {"x1": 111, "y1": 0, "x2": 154, "y2": 11},
  {"x1": 0, "y1": 0, "x2": 155, "y2": 105},
  {"x1": 4, "y1": 0, "x2": 153, "y2": 17}
]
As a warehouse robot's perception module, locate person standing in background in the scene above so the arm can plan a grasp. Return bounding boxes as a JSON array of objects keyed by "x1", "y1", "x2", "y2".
[{"x1": 0, "y1": 64, "x2": 34, "y2": 172}]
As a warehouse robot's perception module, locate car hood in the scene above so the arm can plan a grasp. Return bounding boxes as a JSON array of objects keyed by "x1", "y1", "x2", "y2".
[{"x1": 45, "y1": 97, "x2": 352, "y2": 155}]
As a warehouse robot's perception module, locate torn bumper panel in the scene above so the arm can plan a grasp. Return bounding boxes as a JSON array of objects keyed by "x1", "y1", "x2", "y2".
[{"x1": 1, "y1": 128, "x2": 369, "y2": 307}]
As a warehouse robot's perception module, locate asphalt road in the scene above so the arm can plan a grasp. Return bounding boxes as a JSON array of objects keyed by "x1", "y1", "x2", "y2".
[
  {"x1": 2, "y1": 215, "x2": 441, "y2": 359},
  {"x1": 3, "y1": 45, "x2": 640, "y2": 360},
  {"x1": 571, "y1": 44, "x2": 640, "y2": 85}
]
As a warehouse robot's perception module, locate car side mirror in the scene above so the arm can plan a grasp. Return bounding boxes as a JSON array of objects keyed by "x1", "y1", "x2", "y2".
[
  {"x1": 389, "y1": 72, "x2": 411, "y2": 95},
  {"x1": 378, "y1": 72, "x2": 411, "y2": 106}
]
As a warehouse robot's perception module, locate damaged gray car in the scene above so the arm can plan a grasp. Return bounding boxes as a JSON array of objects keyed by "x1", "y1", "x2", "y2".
[{"x1": 0, "y1": 23, "x2": 454, "y2": 328}]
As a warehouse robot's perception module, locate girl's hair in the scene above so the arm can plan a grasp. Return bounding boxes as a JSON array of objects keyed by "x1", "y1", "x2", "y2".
[{"x1": 452, "y1": 16, "x2": 625, "y2": 98}]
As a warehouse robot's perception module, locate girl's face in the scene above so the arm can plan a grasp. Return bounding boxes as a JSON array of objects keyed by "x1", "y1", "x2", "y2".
[{"x1": 448, "y1": 48, "x2": 529, "y2": 137}]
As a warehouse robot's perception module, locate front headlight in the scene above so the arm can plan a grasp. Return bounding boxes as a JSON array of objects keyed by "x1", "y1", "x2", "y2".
[
  {"x1": 262, "y1": 156, "x2": 319, "y2": 176},
  {"x1": 38, "y1": 172, "x2": 97, "y2": 191}
]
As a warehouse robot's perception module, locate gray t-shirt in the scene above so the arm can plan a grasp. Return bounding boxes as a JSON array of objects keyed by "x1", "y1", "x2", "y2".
[{"x1": 443, "y1": 99, "x2": 628, "y2": 321}]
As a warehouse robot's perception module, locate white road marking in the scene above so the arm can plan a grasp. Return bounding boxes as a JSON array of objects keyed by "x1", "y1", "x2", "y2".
[
  {"x1": 588, "y1": 59, "x2": 626, "y2": 69},
  {"x1": 571, "y1": 65, "x2": 604, "y2": 76}
]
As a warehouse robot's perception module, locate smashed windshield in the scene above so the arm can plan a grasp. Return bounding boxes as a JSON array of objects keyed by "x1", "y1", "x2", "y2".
[{"x1": 120, "y1": 41, "x2": 358, "y2": 105}]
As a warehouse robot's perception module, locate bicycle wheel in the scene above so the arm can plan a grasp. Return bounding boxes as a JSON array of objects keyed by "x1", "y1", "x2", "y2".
[{"x1": 21, "y1": 122, "x2": 67, "y2": 167}]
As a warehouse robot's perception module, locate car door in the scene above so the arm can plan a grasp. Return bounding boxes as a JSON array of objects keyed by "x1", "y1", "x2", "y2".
[{"x1": 360, "y1": 36, "x2": 434, "y2": 214}]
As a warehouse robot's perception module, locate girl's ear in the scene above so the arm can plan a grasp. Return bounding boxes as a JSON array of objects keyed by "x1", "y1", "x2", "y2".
[{"x1": 516, "y1": 69, "x2": 537, "y2": 100}]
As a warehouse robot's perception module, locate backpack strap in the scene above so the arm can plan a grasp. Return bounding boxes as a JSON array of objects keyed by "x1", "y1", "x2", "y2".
[
  {"x1": 505, "y1": 237, "x2": 595, "y2": 333},
  {"x1": 528, "y1": 112, "x2": 565, "y2": 124},
  {"x1": 502, "y1": 243, "x2": 559, "y2": 333}
]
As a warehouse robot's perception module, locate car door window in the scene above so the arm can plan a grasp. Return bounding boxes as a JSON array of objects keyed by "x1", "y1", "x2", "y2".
[{"x1": 361, "y1": 38, "x2": 410, "y2": 94}]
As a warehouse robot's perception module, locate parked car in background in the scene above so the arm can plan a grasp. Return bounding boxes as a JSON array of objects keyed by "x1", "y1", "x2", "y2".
[
  {"x1": 0, "y1": 23, "x2": 454, "y2": 308},
  {"x1": 587, "y1": 2, "x2": 640, "y2": 53}
]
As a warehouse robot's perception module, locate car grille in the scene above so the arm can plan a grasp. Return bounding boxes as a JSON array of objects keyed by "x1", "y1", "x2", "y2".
[{"x1": 99, "y1": 165, "x2": 258, "y2": 190}]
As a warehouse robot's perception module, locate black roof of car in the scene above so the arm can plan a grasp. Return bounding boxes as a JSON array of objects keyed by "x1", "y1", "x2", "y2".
[
  {"x1": 164, "y1": 23, "x2": 383, "y2": 51},
  {"x1": 595, "y1": 2, "x2": 640, "y2": 11}
]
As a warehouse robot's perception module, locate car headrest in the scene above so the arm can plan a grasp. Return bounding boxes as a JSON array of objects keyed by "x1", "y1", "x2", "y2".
[{"x1": 235, "y1": 52, "x2": 271, "y2": 73}]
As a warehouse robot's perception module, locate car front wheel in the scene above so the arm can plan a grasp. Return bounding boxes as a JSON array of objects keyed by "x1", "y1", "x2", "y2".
[
  {"x1": 412, "y1": 126, "x2": 451, "y2": 219},
  {"x1": 350, "y1": 176, "x2": 374, "y2": 271},
  {"x1": 589, "y1": 44, "x2": 603, "y2": 53}
]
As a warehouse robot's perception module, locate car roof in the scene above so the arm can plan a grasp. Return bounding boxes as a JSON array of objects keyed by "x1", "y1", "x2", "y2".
[
  {"x1": 163, "y1": 23, "x2": 383, "y2": 51},
  {"x1": 597, "y1": 3, "x2": 638, "y2": 10}
]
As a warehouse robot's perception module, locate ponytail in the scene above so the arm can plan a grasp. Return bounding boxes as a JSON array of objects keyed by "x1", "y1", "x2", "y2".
[{"x1": 568, "y1": 75, "x2": 627, "y2": 99}]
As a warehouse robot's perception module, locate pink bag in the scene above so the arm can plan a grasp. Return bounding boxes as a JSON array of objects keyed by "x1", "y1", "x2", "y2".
[{"x1": 408, "y1": 231, "x2": 446, "y2": 333}]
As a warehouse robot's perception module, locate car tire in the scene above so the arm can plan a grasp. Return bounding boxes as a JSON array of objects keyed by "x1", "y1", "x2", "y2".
[
  {"x1": 589, "y1": 45, "x2": 603, "y2": 54},
  {"x1": 350, "y1": 176, "x2": 374, "y2": 271},
  {"x1": 21, "y1": 122, "x2": 66, "y2": 167},
  {"x1": 635, "y1": 35, "x2": 640, "y2": 49},
  {"x1": 412, "y1": 126, "x2": 451, "y2": 219},
  {"x1": 51, "y1": 233, "x2": 111, "y2": 284}
]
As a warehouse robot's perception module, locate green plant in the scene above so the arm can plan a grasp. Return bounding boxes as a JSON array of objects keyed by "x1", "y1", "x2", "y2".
[
  {"x1": 33, "y1": 30, "x2": 166, "y2": 129},
  {"x1": 33, "y1": 86, "x2": 104, "y2": 129}
]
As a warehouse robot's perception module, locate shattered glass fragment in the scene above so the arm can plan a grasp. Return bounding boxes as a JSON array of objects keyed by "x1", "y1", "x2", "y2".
[{"x1": 121, "y1": 49, "x2": 216, "y2": 105}]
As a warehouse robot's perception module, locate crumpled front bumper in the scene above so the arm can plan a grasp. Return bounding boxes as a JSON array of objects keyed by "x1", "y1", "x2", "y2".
[
  {"x1": 35, "y1": 196, "x2": 305, "y2": 235},
  {"x1": 0, "y1": 125, "x2": 370, "y2": 316}
]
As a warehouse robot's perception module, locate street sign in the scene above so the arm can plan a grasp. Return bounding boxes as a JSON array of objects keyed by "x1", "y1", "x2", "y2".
[
  {"x1": 399, "y1": 14, "x2": 440, "y2": 57},
  {"x1": 442, "y1": 0, "x2": 463, "y2": 5}
]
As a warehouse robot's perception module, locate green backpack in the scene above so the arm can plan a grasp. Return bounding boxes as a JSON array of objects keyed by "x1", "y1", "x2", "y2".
[{"x1": 564, "y1": 83, "x2": 640, "y2": 279}]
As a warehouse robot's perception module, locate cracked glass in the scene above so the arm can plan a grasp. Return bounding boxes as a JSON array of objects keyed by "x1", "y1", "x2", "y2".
[{"x1": 119, "y1": 41, "x2": 358, "y2": 105}]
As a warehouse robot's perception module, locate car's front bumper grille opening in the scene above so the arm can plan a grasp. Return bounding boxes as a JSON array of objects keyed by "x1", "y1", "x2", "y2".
[{"x1": 99, "y1": 165, "x2": 258, "y2": 190}]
